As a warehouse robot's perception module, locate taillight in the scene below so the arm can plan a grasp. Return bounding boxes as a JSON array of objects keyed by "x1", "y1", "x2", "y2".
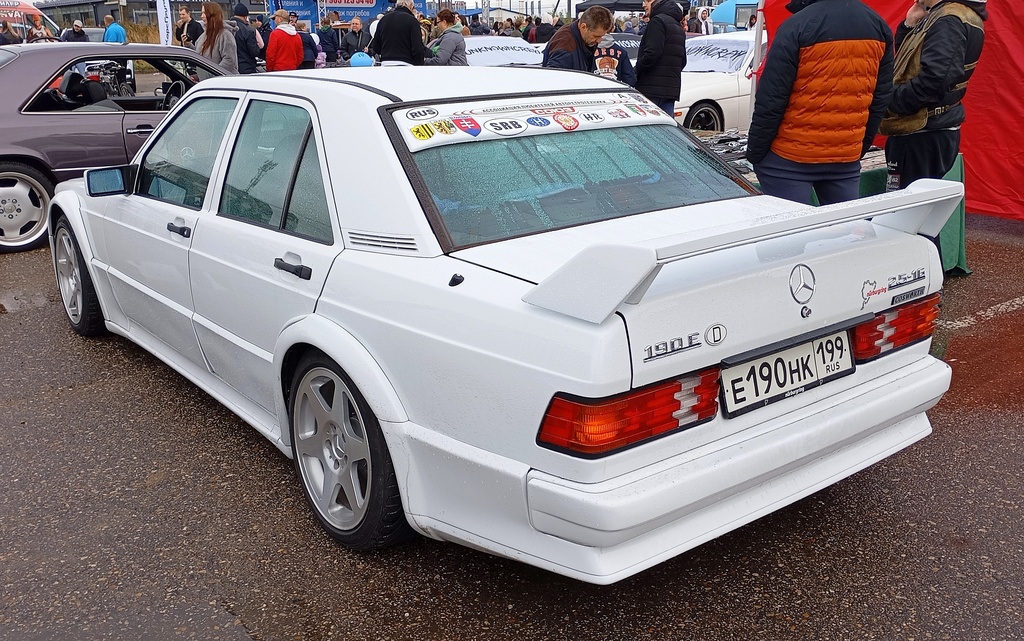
[
  {"x1": 851, "y1": 293, "x2": 941, "y2": 362},
  {"x1": 538, "y1": 368, "x2": 720, "y2": 457}
]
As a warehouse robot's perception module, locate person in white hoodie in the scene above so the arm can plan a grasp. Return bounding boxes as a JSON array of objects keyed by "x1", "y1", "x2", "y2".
[
  {"x1": 195, "y1": 2, "x2": 239, "y2": 74},
  {"x1": 696, "y1": 7, "x2": 713, "y2": 35}
]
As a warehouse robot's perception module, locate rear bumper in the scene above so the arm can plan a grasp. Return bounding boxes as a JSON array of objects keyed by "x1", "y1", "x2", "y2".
[{"x1": 389, "y1": 354, "x2": 950, "y2": 585}]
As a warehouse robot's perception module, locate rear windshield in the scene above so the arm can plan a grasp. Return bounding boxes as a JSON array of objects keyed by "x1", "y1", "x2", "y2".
[
  {"x1": 0, "y1": 50, "x2": 15, "y2": 69},
  {"x1": 410, "y1": 122, "x2": 751, "y2": 248}
]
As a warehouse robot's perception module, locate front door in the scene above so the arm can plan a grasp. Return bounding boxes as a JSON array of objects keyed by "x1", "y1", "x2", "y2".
[{"x1": 98, "y1": 96, "x2": 239, "y2": 367}]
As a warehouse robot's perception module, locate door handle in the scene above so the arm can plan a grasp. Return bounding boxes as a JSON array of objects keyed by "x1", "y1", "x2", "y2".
[
  {"x1": 166, "y1": 222, "x2": 191, "y2": 238},
  {"x1": 274, "y1": 257, "x2": 312, "y2": 280},
  {"x1": 126, "y1": 125, "x2": 154, "y2": 136}
]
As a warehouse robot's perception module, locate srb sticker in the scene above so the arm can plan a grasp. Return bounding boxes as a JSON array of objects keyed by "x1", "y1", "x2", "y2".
[{"x1": 485, "y1": 118, "x2": 528, "y2": 136}]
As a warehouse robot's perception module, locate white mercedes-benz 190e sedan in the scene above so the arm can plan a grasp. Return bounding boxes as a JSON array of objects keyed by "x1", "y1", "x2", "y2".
[{"x1": 48, "y1": 67, "x2": 959, "y2": 584}]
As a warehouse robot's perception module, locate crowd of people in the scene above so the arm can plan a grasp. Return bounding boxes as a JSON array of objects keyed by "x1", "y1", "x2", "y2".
[{"x1": 3, "y1": 0, "x2": 987, "y2": 209}]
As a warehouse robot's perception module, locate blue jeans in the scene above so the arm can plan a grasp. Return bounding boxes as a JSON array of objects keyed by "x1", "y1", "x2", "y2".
[{"x1": 753, "y1": 151, "x2": 862, "y2": 206}]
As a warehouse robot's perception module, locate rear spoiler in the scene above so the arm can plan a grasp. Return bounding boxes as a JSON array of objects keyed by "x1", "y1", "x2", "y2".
[{"x1": 521, "y1": 179, "x2": 964, "y2": 324}]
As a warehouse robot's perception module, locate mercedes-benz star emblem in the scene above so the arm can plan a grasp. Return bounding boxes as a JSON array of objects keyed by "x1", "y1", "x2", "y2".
[{"x1": 789, "y1": 264, "x2": 816, "y2": 304}]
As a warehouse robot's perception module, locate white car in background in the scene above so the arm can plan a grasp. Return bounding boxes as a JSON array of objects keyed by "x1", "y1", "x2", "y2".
[
  {"x1": 677, "y1": 30, "x2": 762, "y2": 131},
  {"x1": 50, "y1": 67, "x2": 959, "y2": 584}
]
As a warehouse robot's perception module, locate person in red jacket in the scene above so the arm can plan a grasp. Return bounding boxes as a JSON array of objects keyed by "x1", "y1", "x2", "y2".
[{"x1": 266, "y1": 9, "x2": 303, "y2": 72}]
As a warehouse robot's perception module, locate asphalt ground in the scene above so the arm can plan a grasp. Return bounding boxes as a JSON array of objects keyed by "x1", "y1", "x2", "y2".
[{"x1": 1, "y1": 214, "x2": 1023, "y2": 640}]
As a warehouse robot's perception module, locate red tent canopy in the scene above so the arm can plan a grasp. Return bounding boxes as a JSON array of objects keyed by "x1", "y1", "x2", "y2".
[
  {"x1": 758, "y1": 1, "x2": 1021, "y2": 218},
  {"x1": 0, "y1": 0, "x2": 45, "y2": 19}
]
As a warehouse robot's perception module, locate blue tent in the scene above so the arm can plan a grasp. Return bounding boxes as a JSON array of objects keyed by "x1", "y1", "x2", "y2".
[{"x1": 710, "y1": 0, "x2": 757, "y2": 25}]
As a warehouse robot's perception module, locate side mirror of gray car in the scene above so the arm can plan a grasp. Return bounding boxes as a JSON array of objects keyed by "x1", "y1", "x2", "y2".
[{"x1": 85, "y1": 165, "x2": 137, "y2": 197}]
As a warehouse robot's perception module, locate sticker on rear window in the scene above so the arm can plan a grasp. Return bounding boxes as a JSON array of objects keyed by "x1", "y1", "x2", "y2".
[{"x1": 394, "y1": 92, "x2": 673, "y2": 151}]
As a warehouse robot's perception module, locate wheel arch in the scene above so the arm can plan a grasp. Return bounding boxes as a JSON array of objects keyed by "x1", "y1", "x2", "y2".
[
  {"x1": 0, "y1": 154, "x2": 60, "y2": 192},
  {"x1": 275, "y1": 316, "x2": 409, "y2": 449},
  {"x1": 48, "y1": 190, "x2": 91, "y2": 269},
  {"x1": 683, "y1": 100, "x2": 725, "y2": 130}
]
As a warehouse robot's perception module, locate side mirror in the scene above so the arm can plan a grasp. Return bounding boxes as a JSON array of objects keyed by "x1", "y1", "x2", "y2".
[{"x1": 85, "y1": 165, "x2": 136, "y2": 196}]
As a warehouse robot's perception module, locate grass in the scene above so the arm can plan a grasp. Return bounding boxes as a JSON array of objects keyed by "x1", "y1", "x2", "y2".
[{"x1": 124, "y1": 23, "x2": 159, "y2": 44}]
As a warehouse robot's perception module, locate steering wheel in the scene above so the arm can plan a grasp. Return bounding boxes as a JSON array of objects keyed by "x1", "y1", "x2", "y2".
[
  {"x1": 28, "y1": 36, "x2": 60, "y2": 42},
  {"x1": 160, "y1": 80, "x2": 186, "y2": 111}
]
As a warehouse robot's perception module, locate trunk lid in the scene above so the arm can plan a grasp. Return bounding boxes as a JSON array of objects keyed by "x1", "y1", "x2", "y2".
[{"x1": 452, "y1": 181, "x2": 963, "y2": 386}]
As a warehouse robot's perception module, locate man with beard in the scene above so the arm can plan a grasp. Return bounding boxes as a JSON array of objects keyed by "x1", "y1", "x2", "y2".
[
  {"x1": 881, "y1": 0, "x2": 987, "y2": 192},
  {"x1": 60, "y1": 20, "x2": 90, "y2": 42},
  {"x1": 634, "y1": 0, "x2": 687, "y2": 115},
  {"x1": 745, "y1": 0, "x2": 893, "y2": 206}
]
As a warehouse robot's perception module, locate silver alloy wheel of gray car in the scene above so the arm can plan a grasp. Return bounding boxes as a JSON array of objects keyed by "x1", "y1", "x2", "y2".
[
  {"x1": 54, "y1": 224, "x2": 84, "y2": 325},
  {"x1": 0, "y1": 165, "x2": 52, "y2": 252},
  {"x1": 293, "y1": 365, "x2": 373, "y2": 532}
]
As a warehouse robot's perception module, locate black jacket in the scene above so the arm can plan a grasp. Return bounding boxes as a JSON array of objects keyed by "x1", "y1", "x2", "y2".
[
  {"x1": 341, "y1": 29, "x2": 372, "y2": 60},
  {"x1": 257, "y1": 22, "x2": 273, "y2": 59},
  {"x1": 369, "y1": 6, "x2": 425, "y2": 65},
  {"x1": 533, "y1": 22, "x2": 556, "y2": 43},
  {"x1": 634, "y1": 0, "x2": 687, "y2": 102},
  {"x1": 890, "y1": 0, "x2": 987, "y2": 131},
  {"x1": 318, "y1": 26, "x2": 340, "y2": 60},
  {"x1": 175, "y1": 18, "x2": 204, "y2": 48},
  {"x1": 230, "y1": 17, "x2": 261, "y2": 74},
  {"x1": 299, "y1": 31, "x2": 317, "y2": 63},
  {"x1": 60, "y1": 28, "x2": 90, "y2": 42}
]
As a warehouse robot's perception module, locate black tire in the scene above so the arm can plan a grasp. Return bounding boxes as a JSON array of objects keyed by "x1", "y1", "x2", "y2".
[
  {"x1": 0, "y1": 161, "x2": 54, "y2": 253},
  {"x1": 683, "y1": 101, "x2": 725, "y2": 131},
  {"x1": 52, "y1": 216, "x2": 107, "y2": 336},
  {"x1": 289, "y1": 350, "x2": 416, "y2": 551}
]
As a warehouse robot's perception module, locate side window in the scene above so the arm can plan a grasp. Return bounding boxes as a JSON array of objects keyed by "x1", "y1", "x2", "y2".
[
  {"x1": 284, "y1": 140, "x2": 333, "y2": 243},
  {"x1": 220, "y1": 100, "x2": 334, "y2": 243},
  {"x1": 164, "y1": 59, "x2": 220, "y2": 83},
  {"x1": 137, "y1": 97, "x2": 237, "y2": 209}
]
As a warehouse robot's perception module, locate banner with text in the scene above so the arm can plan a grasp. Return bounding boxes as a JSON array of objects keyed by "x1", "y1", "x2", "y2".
[
  {"x1": 323, "y1": 0, "x2": 427, "y2": 22},
  {"x1": 155, "y1": 0, "x2": 173, "y2": 45}
]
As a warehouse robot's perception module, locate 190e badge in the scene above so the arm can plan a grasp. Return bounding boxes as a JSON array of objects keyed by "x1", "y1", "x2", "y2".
[{"x1": 643, "y1": 324, "x2": 727, "y2": 362}]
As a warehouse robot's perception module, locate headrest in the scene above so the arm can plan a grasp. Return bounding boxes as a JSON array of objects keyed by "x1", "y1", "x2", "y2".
[{"x1": 59, "y1": 70, "x2": 84, "y2": 95}]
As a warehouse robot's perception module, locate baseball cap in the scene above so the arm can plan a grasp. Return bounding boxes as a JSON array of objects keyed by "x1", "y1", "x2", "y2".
[{"x1": 73, "y1": 19, "x2": 83, "y2": 27}]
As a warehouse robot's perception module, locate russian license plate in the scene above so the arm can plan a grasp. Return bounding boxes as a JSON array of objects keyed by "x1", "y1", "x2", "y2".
[{"x1": 721, "y1": 331, "x2": 855, "y2": 417}]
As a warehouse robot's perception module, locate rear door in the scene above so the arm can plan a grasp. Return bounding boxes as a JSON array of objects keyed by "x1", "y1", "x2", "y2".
[{"x1": 188, "y1": 95, "x2": 340, "y2": 414}]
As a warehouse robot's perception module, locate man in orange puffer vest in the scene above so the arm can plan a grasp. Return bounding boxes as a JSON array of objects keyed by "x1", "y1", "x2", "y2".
[{"x1": 745, "y1": 0, "x2": 894, "y2": 205}]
